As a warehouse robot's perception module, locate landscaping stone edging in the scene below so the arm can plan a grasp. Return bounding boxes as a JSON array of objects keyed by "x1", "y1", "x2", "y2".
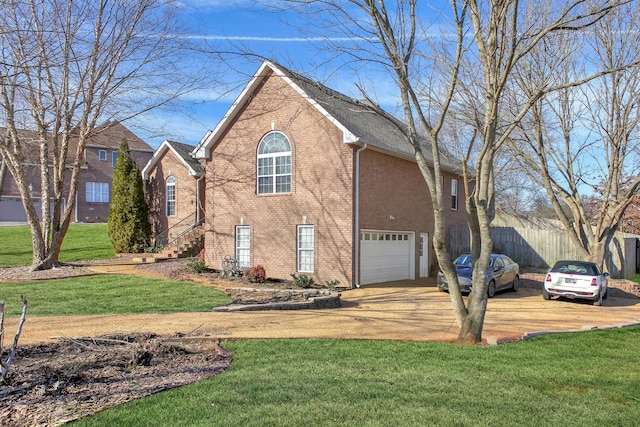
[{"x1": 213, "y1": 287, "x2": 342, "y2": 312}]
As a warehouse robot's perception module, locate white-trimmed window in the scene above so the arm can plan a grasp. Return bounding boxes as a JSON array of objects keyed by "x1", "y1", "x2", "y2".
[
  {"x1": 86, "y1": 182, "x2": 109, "y2": 203},
  {"x1": 112, "y1": 151, "x2": 118, "y2": 167},
  {"x1": 297, "y1": 225, "x2": 314, "y2": 272},
  {"x1": 166, "y1": 176, "x2": 176, "y2": 217},
  {"x1": 236, "y1": 226, "x2": 250, "y2": 268},
  {"x1": 98, "y1": 150, "x2": 107, "y2": 161},
  {"x1": 451, "y1": 178, "x2": 458, "y2": 210},
  {"x1": 257, "y1": 131, "x2": 291, "y2": 194}
]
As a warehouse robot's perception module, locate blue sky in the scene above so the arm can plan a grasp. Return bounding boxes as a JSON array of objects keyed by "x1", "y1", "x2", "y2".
[
  {"x1": 135, "y1": 1, "x2": 374, "y2": 149},
  {"x1": 132, "y1": 0, "x2": 457, "y2": 149}
]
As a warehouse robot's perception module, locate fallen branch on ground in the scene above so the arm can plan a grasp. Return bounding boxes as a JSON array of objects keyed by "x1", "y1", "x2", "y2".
[{"x1": 1, "y1": 296, "x2": 28, "y2": 383}]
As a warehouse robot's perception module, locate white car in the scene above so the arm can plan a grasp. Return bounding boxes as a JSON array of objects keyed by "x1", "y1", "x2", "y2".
[{"x1": 543, "y1": 260, "x2": 609, "y2": 306}]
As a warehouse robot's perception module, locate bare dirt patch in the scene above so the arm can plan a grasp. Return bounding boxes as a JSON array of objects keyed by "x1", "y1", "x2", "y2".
[{"x1": 1, "y1": 333, "x2": 232, "y2": 426}]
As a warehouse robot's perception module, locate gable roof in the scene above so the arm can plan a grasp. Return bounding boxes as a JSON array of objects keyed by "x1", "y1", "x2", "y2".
[
  {"x1": 1, "y1": 121, "x2": 152, "y2": 165},
  {"x1": 85, "y1": 121, "x2": 154, "y2": 153},
  {"x1": 193, "y1": 60, "x2": 461, "y2": 174},
  {"x1": 142, "y1": 140, "x2": 204, "y2": 180}
]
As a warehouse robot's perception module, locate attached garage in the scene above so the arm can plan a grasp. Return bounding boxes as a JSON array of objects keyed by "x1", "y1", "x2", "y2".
[
  {"x1": 0, "y1": 197, "x2": 63, "y2": 223},
  {"x1": 360, "y1": 230, "x2": 415, "y2": 285},
  {"x1": 0, "y1": 197, "x2": 30, "y2": 222}
]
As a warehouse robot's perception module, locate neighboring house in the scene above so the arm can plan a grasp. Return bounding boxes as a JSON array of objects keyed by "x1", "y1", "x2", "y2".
[
  {"x1": 0, "y1": 121, "x2": 153, "y2": 223},
  {"x1": 185, "y1": 60, "x2": 468, "y2": 287},
  {"x1": 142, "y1": 140, "x2": 205, "y2": 246}
]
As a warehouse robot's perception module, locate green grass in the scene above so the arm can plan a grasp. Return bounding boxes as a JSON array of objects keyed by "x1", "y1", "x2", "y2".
[
  {"x1": 629, "y1": 274, "x2": 640, "y2": 285},
  {"x1": 73, "y1": 327, "x2": 640, "y2": 426},
  {"x1": 0, "y1": 275, "x2": 231, "y2": 317},
  {"x1": 0, "y1": 223, "x2": 115, "y2": 267}
]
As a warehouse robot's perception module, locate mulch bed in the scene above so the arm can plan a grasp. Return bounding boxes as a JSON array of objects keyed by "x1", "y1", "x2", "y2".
[{"x1": 1, "y1": 333, "x2": 232, "y2": 426}]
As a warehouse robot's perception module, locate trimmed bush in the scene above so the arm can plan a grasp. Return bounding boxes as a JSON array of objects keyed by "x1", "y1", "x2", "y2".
[
  {"x1": 244, "y1": 265, "x2": 266, "y2": 283},
  {"x1": 187, "y1": 259, "x2": 207, "y2": 274},
  {"x1": 325, "y1": 279, "x2": 341, "y2": 288},
  {"x1": 290, "y1": 273, "x2": 315, "y2": 288}
]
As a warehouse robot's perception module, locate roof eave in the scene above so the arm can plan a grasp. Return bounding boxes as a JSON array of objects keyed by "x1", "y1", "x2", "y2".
[
  {"x1": 193, "y1": 60, "x2": 359, "y2": 159},
  {"x1": 193, "y1": 61, "x2": 277, "y2": 159},
  {"x1": 141, "y1": 140, "x2": 171, "y2": 180},
  {"x1": 349, "y1": 140, "x2": 463, "y2": 176},
  {"x1": 143, "y1": 140, "x2": 203, "y2": 180}
]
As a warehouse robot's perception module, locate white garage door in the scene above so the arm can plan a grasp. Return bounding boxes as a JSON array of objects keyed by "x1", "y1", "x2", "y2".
[{"x1": 360, "y1": 231, "x2": 414, "y2": 285}]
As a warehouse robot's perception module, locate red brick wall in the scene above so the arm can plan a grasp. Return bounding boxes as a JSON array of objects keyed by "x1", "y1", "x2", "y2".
[
  {"x1": 146, "y1": 149, "x2": 200, "y2": 242},
  {"x1": 75, "y1": 147, "x2": 152, "y2": 223},
  {"x1": 204, "y1": 74, "x2": 355, "y2": 286},
  {"x1": 358, "y1": 149, "x2": 468, "y2": 277}
]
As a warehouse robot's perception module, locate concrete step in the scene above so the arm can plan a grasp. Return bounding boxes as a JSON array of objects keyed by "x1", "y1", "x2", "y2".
[{"x1": 131, "y1": 256, "x2": 158, "y2": 264}]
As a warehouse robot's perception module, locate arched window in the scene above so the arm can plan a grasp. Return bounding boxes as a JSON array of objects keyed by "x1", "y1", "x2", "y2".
[
  {"x1": 166, "y1": 176, "x2": 176, "y2": 216},
  {"x1": 257, "y1": 131, "x2": 291, "y2": 194}
]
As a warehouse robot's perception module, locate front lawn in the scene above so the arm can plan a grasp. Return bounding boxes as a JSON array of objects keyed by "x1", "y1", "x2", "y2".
[
  {"x1": 73, "y1": 326, "x2": 640, "y2": 426},
  {"x1": 0, "y1": 275, "x2": 231, "y2": 317},
  {"x1": 0, "y1": 223, "x2": 115, "y2": 267}
]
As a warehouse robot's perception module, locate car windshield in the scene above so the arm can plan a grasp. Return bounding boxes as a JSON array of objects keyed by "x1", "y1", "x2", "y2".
[
  {"x1": 453, "y1": 255, "x2": 496, "y2": 268},
  {"x1": 551, "y1": 261, "x2": 598, "y2": 276},
  {"x1": 453, "y1": 255, "x2": 472, "y2": 267}
]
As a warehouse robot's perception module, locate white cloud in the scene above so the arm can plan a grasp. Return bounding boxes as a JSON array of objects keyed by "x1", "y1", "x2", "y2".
[
  {"x1": 176, "y1": 0, "x2": 254, "y2": 10},
  {"x1": 193, "y1": 35, "x2": 362, "y2": 42}
]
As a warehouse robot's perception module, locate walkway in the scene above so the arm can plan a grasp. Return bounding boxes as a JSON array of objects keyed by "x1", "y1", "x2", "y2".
[{"x1": 6, "y1": 263, "x2": 640, "y2": 345}]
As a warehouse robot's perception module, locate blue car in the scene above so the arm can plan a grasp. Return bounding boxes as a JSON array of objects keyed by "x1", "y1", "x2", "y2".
[{"x1": 437, "y1": 254, "x2": 520, "y2": 297}]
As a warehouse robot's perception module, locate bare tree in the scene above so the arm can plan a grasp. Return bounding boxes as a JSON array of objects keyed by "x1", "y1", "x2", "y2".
[
  {"x1": 278, "y1": 0, "x2": 631, "y2": 344},
  {"x1": 509, "y1": 1, "x2": 640, "y2": 268},
  {"x1": 0, "y1": 0, "x2": 210, "y2": 270}
]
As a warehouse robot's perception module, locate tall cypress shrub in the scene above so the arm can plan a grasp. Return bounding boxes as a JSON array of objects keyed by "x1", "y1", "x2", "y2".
[{"x1": 108, "y1": 139, "x2": 151, "y2": 253}]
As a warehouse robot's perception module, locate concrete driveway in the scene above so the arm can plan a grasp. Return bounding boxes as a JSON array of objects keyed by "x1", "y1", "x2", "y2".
[{"x1": 7, "y1": 275, "x2": 640, "y2": 346}]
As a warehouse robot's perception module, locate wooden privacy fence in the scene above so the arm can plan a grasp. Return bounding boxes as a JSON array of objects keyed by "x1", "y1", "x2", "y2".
[{"x1": 448, "y1": 222, "x2": 639, "y2": 279}]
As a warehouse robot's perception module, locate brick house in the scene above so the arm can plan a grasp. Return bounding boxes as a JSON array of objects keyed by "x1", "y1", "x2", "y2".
[
  {"x1": 187, "y1": 60, "x2": 468, "y2": 287},
  {"x1": 0, "y1": 121, "x2": 153, "y2": 223},
  {"x1": 142, "y1": 140, "x2": 205, "y2": 246}
]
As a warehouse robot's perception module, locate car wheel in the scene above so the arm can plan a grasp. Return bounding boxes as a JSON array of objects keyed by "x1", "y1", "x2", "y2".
[
  {"x1": 511, "y1": 276, "x2": 519, "y2": 292},
  {"x1": 542, "y1": 288, "x2": 551, "y2": 300},
  {"x1": 593, "y1": 292, "x2": 603, "y2": 306},
  {"x1": 487, "y1": 280, "x2": 496, "y2": 298}
]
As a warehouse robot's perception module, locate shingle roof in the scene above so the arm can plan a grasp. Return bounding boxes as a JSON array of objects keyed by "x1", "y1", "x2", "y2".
[
  {"x1": 273, "y1": 63, "x2": 462, "y2": 173},
  {"x1": 1, "y1": 121, "x2": 152, "y2": 164},
  {"x1": 165, "y1": 140, "x2": 204, "y2": 175},
  {"x1": 141, "y1": 139, "x2": 205, "y2": 180},
  {"x1": 194, "y1": 60, "x2": 462, "y2": 174},
  {"x1": 86, "y1": 121, "x2": 154, "y2": 152}
]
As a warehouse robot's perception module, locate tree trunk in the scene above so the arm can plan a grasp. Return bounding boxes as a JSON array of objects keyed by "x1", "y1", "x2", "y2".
[
  {"x1": 0, "y1": 154, "x2": 6, "y2": 195},
  {"x1": 457, "y1": 295, "x2": 487, "y2": 345}
]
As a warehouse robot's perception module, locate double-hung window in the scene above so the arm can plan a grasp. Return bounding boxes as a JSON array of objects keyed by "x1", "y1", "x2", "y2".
[
  {"x1": 297, "y1": 225, "x2": 314, "y2": 272},
  {"x1": 98, "y1": 150, "x2": 107, "y2": 161},
  {"x1": 236, "y1": 226, "x2": 250, "y2": 268},
  {"x1": 112, "y1": 151, "x2": 118, "y2": 168},
  {"x1": 257, "y1": 131, "x2": 291, "y2": 194},
  {"x1": 86, "y1": 182, "x2": 109, "y2": 203},
  {"x1": 166, "y1": 176, "x2": 176, "y2": 217},
  {"x1": 451, "y1": 178, "x2": 458, "y2": 210}
]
